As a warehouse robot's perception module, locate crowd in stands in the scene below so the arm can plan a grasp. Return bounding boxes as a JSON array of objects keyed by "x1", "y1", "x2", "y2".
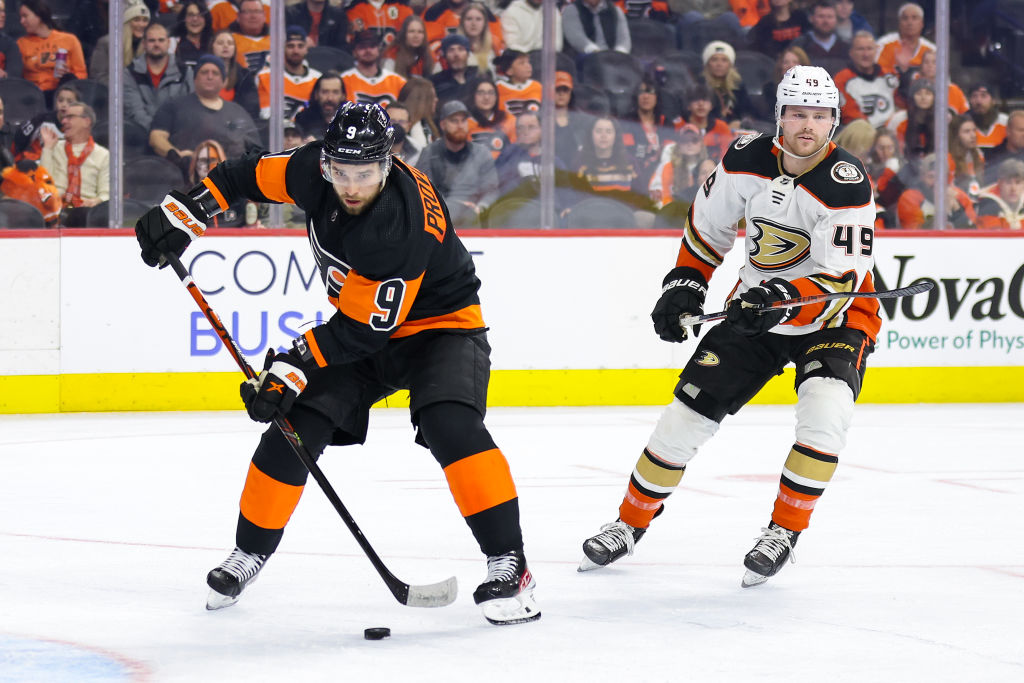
[{"x1": 0, "y1": 0, "x2": 1021, "y2": 230}]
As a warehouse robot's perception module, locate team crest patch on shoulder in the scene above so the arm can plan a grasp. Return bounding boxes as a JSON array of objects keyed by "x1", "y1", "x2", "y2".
[
  {"x1": 733, "y1": 133, "x2": 759, "y2": 150},
  {"x1": 695, "y1": 351, "x2": 720, "y2": 366},
  {"x1": 831, "y1": 161, "x2": 864, "y2": 184}
]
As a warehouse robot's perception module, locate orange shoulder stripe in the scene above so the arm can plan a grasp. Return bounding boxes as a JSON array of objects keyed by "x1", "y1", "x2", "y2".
[{"x1": 255, "y1": 154, "x2": 296, "y2": 205}]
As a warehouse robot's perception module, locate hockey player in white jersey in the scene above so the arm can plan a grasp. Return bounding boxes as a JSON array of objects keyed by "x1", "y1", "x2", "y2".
[{"x1": 580, "y1": 66, "x2": 882, "y2": 587}]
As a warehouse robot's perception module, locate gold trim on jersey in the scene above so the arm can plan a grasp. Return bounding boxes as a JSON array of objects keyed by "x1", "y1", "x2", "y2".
[{"x1": 805, "y1": 271, "x2": 858, "y2": 327}]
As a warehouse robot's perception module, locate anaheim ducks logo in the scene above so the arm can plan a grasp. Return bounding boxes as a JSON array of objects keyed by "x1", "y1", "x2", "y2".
[
  {"x1": 696, "y1": 351, "x2": 720, "y2": 366},
  {"x1": 831, "y1": 161, "x2": 864, "y2": 184},
  {"x1": 747, "y1": 218, "x2": 812, "y2": 272}
]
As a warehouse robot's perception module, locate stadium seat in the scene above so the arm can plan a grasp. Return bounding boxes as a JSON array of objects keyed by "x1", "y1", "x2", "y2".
[
  {"x1": 565, "y1": 197, "x2": 638, "y2": 229},
  {"x1": 86, "y1": 199, "x2": 153, "y2": 228},
  {"x1": 527, "y1": 50, "x2": 577, "y2": 83},
  {"x1": 653, "y1": 201, "x2": 692, "y2": 229},
  {"x1": 652, "y1": 51, "x2": 699, "y2": 102},
  {"x1": 571, "y1": 83, "x2": 612, "y2": 117},
  {"x1": 814, "y1": 57, "x2": 849, "y2": 79},
  {"x1": 0, "y1": 198, "x2": 46, "y2": 228},
  {"x1": 580, "y1": 51, "x2": 642, "y2": 99},
  {"x1": 123, "y1": 157, "x2": 188, "y2": 203},
  {"x1": 0, "y1": 78, "x2": 46, "y2": 127},
  {"x1": 733, "y1": 50, "x2": 776, "y2": 91},
  {"x1": 306, "y1": 46, "x2": 354, "y2": 74},
  {"x1": 485, "y1": 197, "x2": 541, "y2": 229},
  {"x1": 74, "y1": 78, "x2": 109, "y2": 120},
  {"x1": 627, "y1": 18, "x2": 676, "y2": 60}
]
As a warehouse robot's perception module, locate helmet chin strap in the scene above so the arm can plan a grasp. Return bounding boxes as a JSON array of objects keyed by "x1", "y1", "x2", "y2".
[{"x1": 772, "y1": 125, "x2": 831, "y2": 161}]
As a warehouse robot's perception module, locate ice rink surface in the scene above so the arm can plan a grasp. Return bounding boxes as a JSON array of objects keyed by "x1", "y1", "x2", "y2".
[{"x1": 1, "y1": 404, "x2": 1022, "y2": 682}]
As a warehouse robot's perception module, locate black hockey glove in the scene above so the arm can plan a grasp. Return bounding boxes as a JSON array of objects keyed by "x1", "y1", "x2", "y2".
[
  {"x1": 651, "y1": 266, "x2": 708, "y2": 342},
  {"x1": 240, "y1": 349, "x2": 310, "y2": 423},
  {"x1": 135, "y1": 190, "x2": 208, "y2": 268},
  {"x1": 725, "y1": 278, "x2": 802, "y2": 337}
]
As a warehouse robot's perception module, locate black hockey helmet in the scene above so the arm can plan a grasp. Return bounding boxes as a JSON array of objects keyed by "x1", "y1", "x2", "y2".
[{"x1": 322, "y1": 101, "x2": 395, "y2": 164}]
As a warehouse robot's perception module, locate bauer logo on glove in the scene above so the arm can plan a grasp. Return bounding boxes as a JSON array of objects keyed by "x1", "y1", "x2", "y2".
[{"x1": 162, "y1": 198, "x2": 206, "y2": 238}]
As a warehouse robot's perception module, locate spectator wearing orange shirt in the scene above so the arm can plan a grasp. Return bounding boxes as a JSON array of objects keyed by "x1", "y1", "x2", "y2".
[
  {"x1": 208, "y1": 0, "x2": 269, "y2": 33},
  {"x1": 903, "y1": 50, "x2": 967, "y2": 115},
  {"x1": 875, "y1": 2, "x2": 934, "y2": 76},
  {"x1": 465, "y1": 76, "x2": 516, "y2": 160},
  {"x1": 347, "y1": 0, "x2": 413, "y2": 48},
  {"x1": 730, "y1": 0, "x2": 770, "y2": 29},
  {"x1": 675, "y1": 83, "x2": 735, "y2": 161},
  {"x1": 341, "y1": 30, "x2": 407, "y2": 107},
  {"x1": 968, "y1": 83, "x2": 1008, "y2": 150},
  {"x1": 16, "y1": 0, "x2": 87, "y2": 98},
  {"x1": 976, "y1": 159, "x2": 1024, "y2": 229},
  {"x1": 256, "y1": 26, "x2": 322, "y2": 120},
  {"x1": 230, "y1": 0, "x2": 270, "y2": 71},
  {"x1": 494, "y1": 50, "x2": 540, "y2": 117},
  {"x1": 897, "y1": 153, "x2": 977, "y2": 229}
]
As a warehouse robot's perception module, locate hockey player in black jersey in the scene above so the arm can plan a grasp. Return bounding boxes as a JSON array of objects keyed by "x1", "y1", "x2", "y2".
[
  {"x1": 581, "y1": 66, "x2": 882, "y2": 587},
  {"x1": 134, "y1": 101, "x2": 540, "y2": 625}
]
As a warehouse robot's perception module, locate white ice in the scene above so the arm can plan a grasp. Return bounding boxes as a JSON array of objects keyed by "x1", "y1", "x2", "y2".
[{"x1": 1, "y1": 404, "x2": 1022, "y2": 682}]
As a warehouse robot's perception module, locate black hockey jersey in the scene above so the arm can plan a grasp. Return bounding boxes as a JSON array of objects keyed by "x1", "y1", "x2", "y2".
[{"x1": 202, "y1": 143, "x2": 484, "y2": 368}]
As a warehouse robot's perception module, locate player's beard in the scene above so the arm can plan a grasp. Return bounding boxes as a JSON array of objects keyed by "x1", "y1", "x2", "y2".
[{"x1": 336, "y1": 188, "x2": 381, "y2": 215}]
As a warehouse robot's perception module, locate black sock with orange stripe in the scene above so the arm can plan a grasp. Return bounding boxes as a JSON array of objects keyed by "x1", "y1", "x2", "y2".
[{"x1": 418, "y1": 402, "x2": 525, "y2": 555}]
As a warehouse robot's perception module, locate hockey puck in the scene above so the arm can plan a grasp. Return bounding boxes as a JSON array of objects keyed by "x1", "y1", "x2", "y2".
[{"x1": 363, "y1": 627, "x2": 391, "y2": 640}]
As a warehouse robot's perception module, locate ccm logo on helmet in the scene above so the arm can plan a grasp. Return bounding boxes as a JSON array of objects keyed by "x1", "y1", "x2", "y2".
[{"x1": 163, "y1": 201, "x2": 205, "y2": 237}]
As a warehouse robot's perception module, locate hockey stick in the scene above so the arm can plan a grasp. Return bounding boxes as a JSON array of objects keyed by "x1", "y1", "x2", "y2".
[
  {"x1": 163, "y1": 252, "x2": 457, "y2": 608},
  {"x1": 677, "y1": 281, "x2": 935, "y2": 328}
]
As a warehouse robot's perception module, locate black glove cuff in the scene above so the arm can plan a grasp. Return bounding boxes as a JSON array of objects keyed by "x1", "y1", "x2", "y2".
[
  {"x1": 660, "y1": 266, "x2": 708, "y2": 302},
  {"x1": 187, "y1": 184, "x2": 224, "y2": 220}
]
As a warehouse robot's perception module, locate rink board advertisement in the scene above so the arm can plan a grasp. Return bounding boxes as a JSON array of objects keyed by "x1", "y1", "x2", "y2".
[{"x1": 1, "y1": 231, "x2": 1023, "y2": 412}]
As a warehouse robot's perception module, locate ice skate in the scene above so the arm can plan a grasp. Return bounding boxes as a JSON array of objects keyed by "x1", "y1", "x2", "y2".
[
  {"x1": 206, "y1": 547, "x2": 269, "y2": 610},
  {"x1": 472, "y1": 550, "x2": 541, "y2": 625},
  {"x1": 741, "y1": 522, "x2": 800, "y2": 588},
  {"x1": 579, "y1": 520, "x2": 646, "y2": 571}
]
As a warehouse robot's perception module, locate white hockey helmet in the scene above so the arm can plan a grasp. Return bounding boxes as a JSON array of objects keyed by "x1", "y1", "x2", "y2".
[{"x1": 775, "y1": 65, "x2": 841, "y2": 140}]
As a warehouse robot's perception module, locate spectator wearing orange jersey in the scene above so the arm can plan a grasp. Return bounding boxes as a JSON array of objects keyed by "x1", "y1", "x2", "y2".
[
  {"x1": 967, "y1": 83, "x2": 1007, "y2": 150},
  {"x1": 286, "y1": 0, "x2": 349, "y2": 50},
  {"x1": 976, "y1": 159, "x2": 1024, "y2": 229},
  {"x1": 887, "y1": 78, "x2": 936, "y2": 158},
  {"x1": 875, "y1": 2, "x2": 933, "y2": 76},
  {"x1": 256, "y1": 26, "x2": 322, "y2": 120},
  {"x1": 494, "y1": 50, "x2": 540, "y2": 117},
  {"x1": 383, "y1": 15, "x2": 435, "y2": 78},
  {"x1": 730, "y1": 0, "x2": 770, "y2": 28},
  {"x1": 230, "y1": 0, "x2": 270, "y2": 71},
  {"x1": 347, "y1": 0, "x2": 412, "y2": 48},
  {"x1": 897, "y1": 153, "x2": 977, "y2": 229},
  {"x1": 465, "y1": 76, "x2": 516, "y2": 160},
  {"x1": 342, "y1": 30, "x2": 407, "y2": 107},
  {"x1": 834, "y1": 31, "x2": 899, "y2": 129},
  {"x1": 208, "y1": 0, "x2": 269, "y2": 33},
  {"x1": 16, "y1": 0, "x2": 87, "y2": 98}
]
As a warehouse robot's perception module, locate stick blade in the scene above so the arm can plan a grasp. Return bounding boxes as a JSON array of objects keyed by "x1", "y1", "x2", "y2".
[{"x1": 403, "y1": 575, "x2": 458, "y2": 608}]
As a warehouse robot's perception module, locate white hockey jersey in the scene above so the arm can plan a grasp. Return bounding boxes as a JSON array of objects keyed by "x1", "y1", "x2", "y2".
[{"x1": 675, "y1": 133, "x2": 882, "y2": 340}]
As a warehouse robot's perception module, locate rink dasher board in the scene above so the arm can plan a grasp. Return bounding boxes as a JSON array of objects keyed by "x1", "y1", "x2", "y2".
[{"x1": 1, "y1": 229, "x2": 1023, "y2": 412}]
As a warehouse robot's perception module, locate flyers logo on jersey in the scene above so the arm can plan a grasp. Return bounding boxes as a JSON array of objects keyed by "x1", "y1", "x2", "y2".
[{"x1": 747, "y1": 218, "x2": 812, "y2": 272}]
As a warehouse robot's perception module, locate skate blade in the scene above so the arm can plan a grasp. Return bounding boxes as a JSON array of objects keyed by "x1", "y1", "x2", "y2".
[
  {"x1": 577, "y1": 554, "x2": 603, "y2": 572},
  {"x1": 206, "y1": 589, "x2": 240, "y2": 610},
  {"x1": 481, "y1": 592, "x2": 541, "y2": 625},
  {"x1": 741, "y1": 569, "x2": 769, "y2": 588}
]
